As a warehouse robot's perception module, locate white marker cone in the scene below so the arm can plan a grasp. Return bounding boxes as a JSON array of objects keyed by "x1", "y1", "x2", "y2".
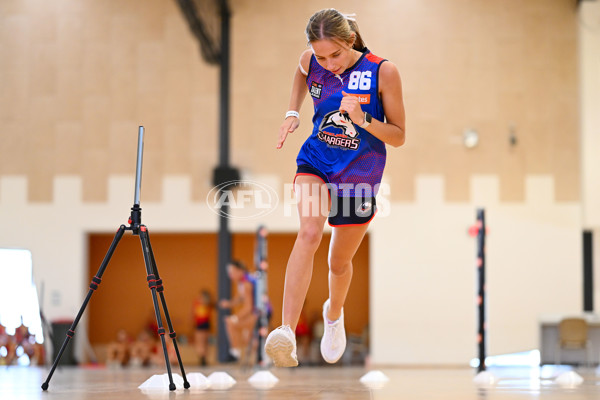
[
  {"x1": 359, "y1": 370, "x2": 390, "y2": 389},
  {"x1": 138, "y1": 373, "x2": 184, "y2": 391},
  {"x1": 473, "y1": 371, "x2": 497, "y2": 386},
  {"x1": 208, "y1": 371, "x2": 236, "y2": 390},
  {"x1": 248, "y1": 370, "x2": 279, "y2": 389},
  {"x1": 555, "y1": 371, "x2": 583, "y2": 387},
  {"x1": 187, "y1": 372, "x2": 211, "y2": 390}
]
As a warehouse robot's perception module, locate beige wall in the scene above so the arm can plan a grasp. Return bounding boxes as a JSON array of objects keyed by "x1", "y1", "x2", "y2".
[
  {"x1": 0, "y1": 0, "x2": 590, "y2": 365},
  {"x1": 579, "y1": 1, "x2": 600, "y2": 312},
  {"x1": 0, "y1": 0, "x2": 220, "y2": 202},
  {"x1": 580, "y1": 1, "x2": 600, "y2": 228},
  {"x1": 0, "y1": 0, "x2": 580, "y2": 203},
  {"x1": 371, "y1": 175, "x2": 581, "y2": 364}
]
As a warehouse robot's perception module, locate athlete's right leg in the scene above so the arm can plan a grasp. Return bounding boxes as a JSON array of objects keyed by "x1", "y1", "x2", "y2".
[
  {"x1": 282, "y1": 175, "x2": 330, "y2": 330},
  {"x1": 265, "y1": 174, "x2": 329, "y2": 367},
  {"x1": 224, "y1": 316, "x2": 241, "y2": 358}
]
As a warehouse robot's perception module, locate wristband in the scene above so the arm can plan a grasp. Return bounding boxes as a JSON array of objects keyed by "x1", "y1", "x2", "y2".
[{"x1": 285, "y1": 110, "x2": 300, "y2": 119}]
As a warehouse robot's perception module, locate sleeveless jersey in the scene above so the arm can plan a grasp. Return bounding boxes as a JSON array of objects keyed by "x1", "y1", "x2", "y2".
[
  {"x1": 192, "y1": 300, "x2": 210, "y2": 326},
  {"x1": 296, "y1": 48, "x2": 387, "y2": 197}
]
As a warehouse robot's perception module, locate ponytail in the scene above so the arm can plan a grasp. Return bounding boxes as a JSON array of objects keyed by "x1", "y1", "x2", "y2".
[{"x1": 347, "y1": 19, "x2": 366, "y2": 51}]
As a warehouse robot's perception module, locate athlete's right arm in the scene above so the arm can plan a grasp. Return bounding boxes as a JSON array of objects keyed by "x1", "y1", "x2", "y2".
[
  {"x1": 237, "y1": 281, "x2": 255, "y2": 318},
  {"x1": 276, "y1": 49, "x2": 312, "y2": 149}
]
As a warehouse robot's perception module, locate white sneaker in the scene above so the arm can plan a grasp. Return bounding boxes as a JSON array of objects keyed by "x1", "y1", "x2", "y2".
[
  {"x1": 320, "y1": 299, "x2": 346, "y2": 364},
  {"x1": 229, "y1": 348, "x2": 241, "y2": 360},
  {"x1": 264, "y1": 325, "x2": 298, "y2": 367}
]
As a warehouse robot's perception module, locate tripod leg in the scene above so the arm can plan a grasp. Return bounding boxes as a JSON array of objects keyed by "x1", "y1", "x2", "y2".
[
  {"x1": 139, "y1": 226, "x2": 176, "y2": 391},
  {"x1": 42, "y1": 225, "x2": 127, "y2": 391},
  {"x1": 145, "y1": 231, "x2": 190, "y2": 388}
]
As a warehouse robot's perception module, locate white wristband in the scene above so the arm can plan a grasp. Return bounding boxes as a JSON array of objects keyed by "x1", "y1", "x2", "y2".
[{"x1": 285, "y1": 110, "x2": 300, "y2": 119}]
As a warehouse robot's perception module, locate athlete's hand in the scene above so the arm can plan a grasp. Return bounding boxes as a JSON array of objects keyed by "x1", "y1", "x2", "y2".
[
  {"x1": 219, "y1": 299, "x2": 231, "y2": 309},
  {"x1": 277, "y1": 116, "x2": 300, "y2": 149},
  {"x1": 340, "y1": 91, "x2": 364, "y2": 125}
]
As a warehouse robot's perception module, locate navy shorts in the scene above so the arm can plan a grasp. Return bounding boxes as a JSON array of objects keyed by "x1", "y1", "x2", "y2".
[
  {"x1": 196, "y1": 321, "x2": 210, "y2": 331},
  {"x1": 295, "y1": 164, "x2": 377, "y2": 226}
]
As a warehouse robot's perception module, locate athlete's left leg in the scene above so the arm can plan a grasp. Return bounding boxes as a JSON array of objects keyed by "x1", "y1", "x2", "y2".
[
  {"x1": 327, "y1": 222, "x2": 370, "y2": 321},
  {"x1": 320, "y1": 222, "x2": 370, "y2": 363}
]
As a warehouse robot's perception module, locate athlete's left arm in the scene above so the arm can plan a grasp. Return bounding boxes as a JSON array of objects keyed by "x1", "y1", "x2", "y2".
[{"x1": 340, "y1": 61, "x2": 406, "y2": 147}]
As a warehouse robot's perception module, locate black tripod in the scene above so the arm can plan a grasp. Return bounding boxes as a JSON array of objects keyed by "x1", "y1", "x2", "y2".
[{"x1": 41, "y1": 127, "x2": 189, "y2": 391}]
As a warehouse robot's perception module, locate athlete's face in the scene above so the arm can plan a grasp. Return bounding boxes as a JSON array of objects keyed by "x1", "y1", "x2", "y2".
[{"x1": 311, "y1": 39, "x2": 355, "y2": 75}]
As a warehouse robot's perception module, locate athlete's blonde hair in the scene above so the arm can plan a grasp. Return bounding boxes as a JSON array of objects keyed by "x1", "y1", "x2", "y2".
[{"x1": 306, "y1": 9, "x2": 366, "y2": 51}]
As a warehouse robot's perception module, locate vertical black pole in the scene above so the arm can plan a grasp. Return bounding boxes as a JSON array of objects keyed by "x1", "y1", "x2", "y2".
[
  {"x1": 219, "y1": 0, "x2": 230, "y2": 167},
  {"x1": 254, "y1": 226, "x2": 269, "y2": 364},
  {"x1": 217, "y1": 202, "x2": 232, "y2": 363},
  {"x1": 476, "y1": 209, "x2": 486, "y2": 372},
  {"x1": 216, "y1": 0, "x2": 232, "y2": 363},
  {"x1": 583, "y1": 230, "x2": 594, "y2": 312}
]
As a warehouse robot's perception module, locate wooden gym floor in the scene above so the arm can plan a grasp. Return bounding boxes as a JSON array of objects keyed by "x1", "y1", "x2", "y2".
[{"x1": 2, "y1": 364, "x2": 600, "y2": 399}]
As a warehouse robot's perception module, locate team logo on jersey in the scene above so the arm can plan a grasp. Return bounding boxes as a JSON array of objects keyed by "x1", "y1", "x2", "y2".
[
  {"x1": 356, "y1": 201, "x2": 373, "y2": 217},
  {"x1": 310, "y1": 82, "x2": 323, "y2": 99},
  {"x1": 317, "y1": 111, "x2": 361, "y2": 150}
]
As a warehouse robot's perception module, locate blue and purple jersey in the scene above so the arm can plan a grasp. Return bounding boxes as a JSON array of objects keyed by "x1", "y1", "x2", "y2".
[{"x1": 296, "y1": 48, "x2": 387, "y2": 197}]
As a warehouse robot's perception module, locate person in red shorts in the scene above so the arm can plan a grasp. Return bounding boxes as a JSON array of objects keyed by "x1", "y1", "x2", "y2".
[{"x1": 192, "y1": 289, "x2": 213, "y2": 366}]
